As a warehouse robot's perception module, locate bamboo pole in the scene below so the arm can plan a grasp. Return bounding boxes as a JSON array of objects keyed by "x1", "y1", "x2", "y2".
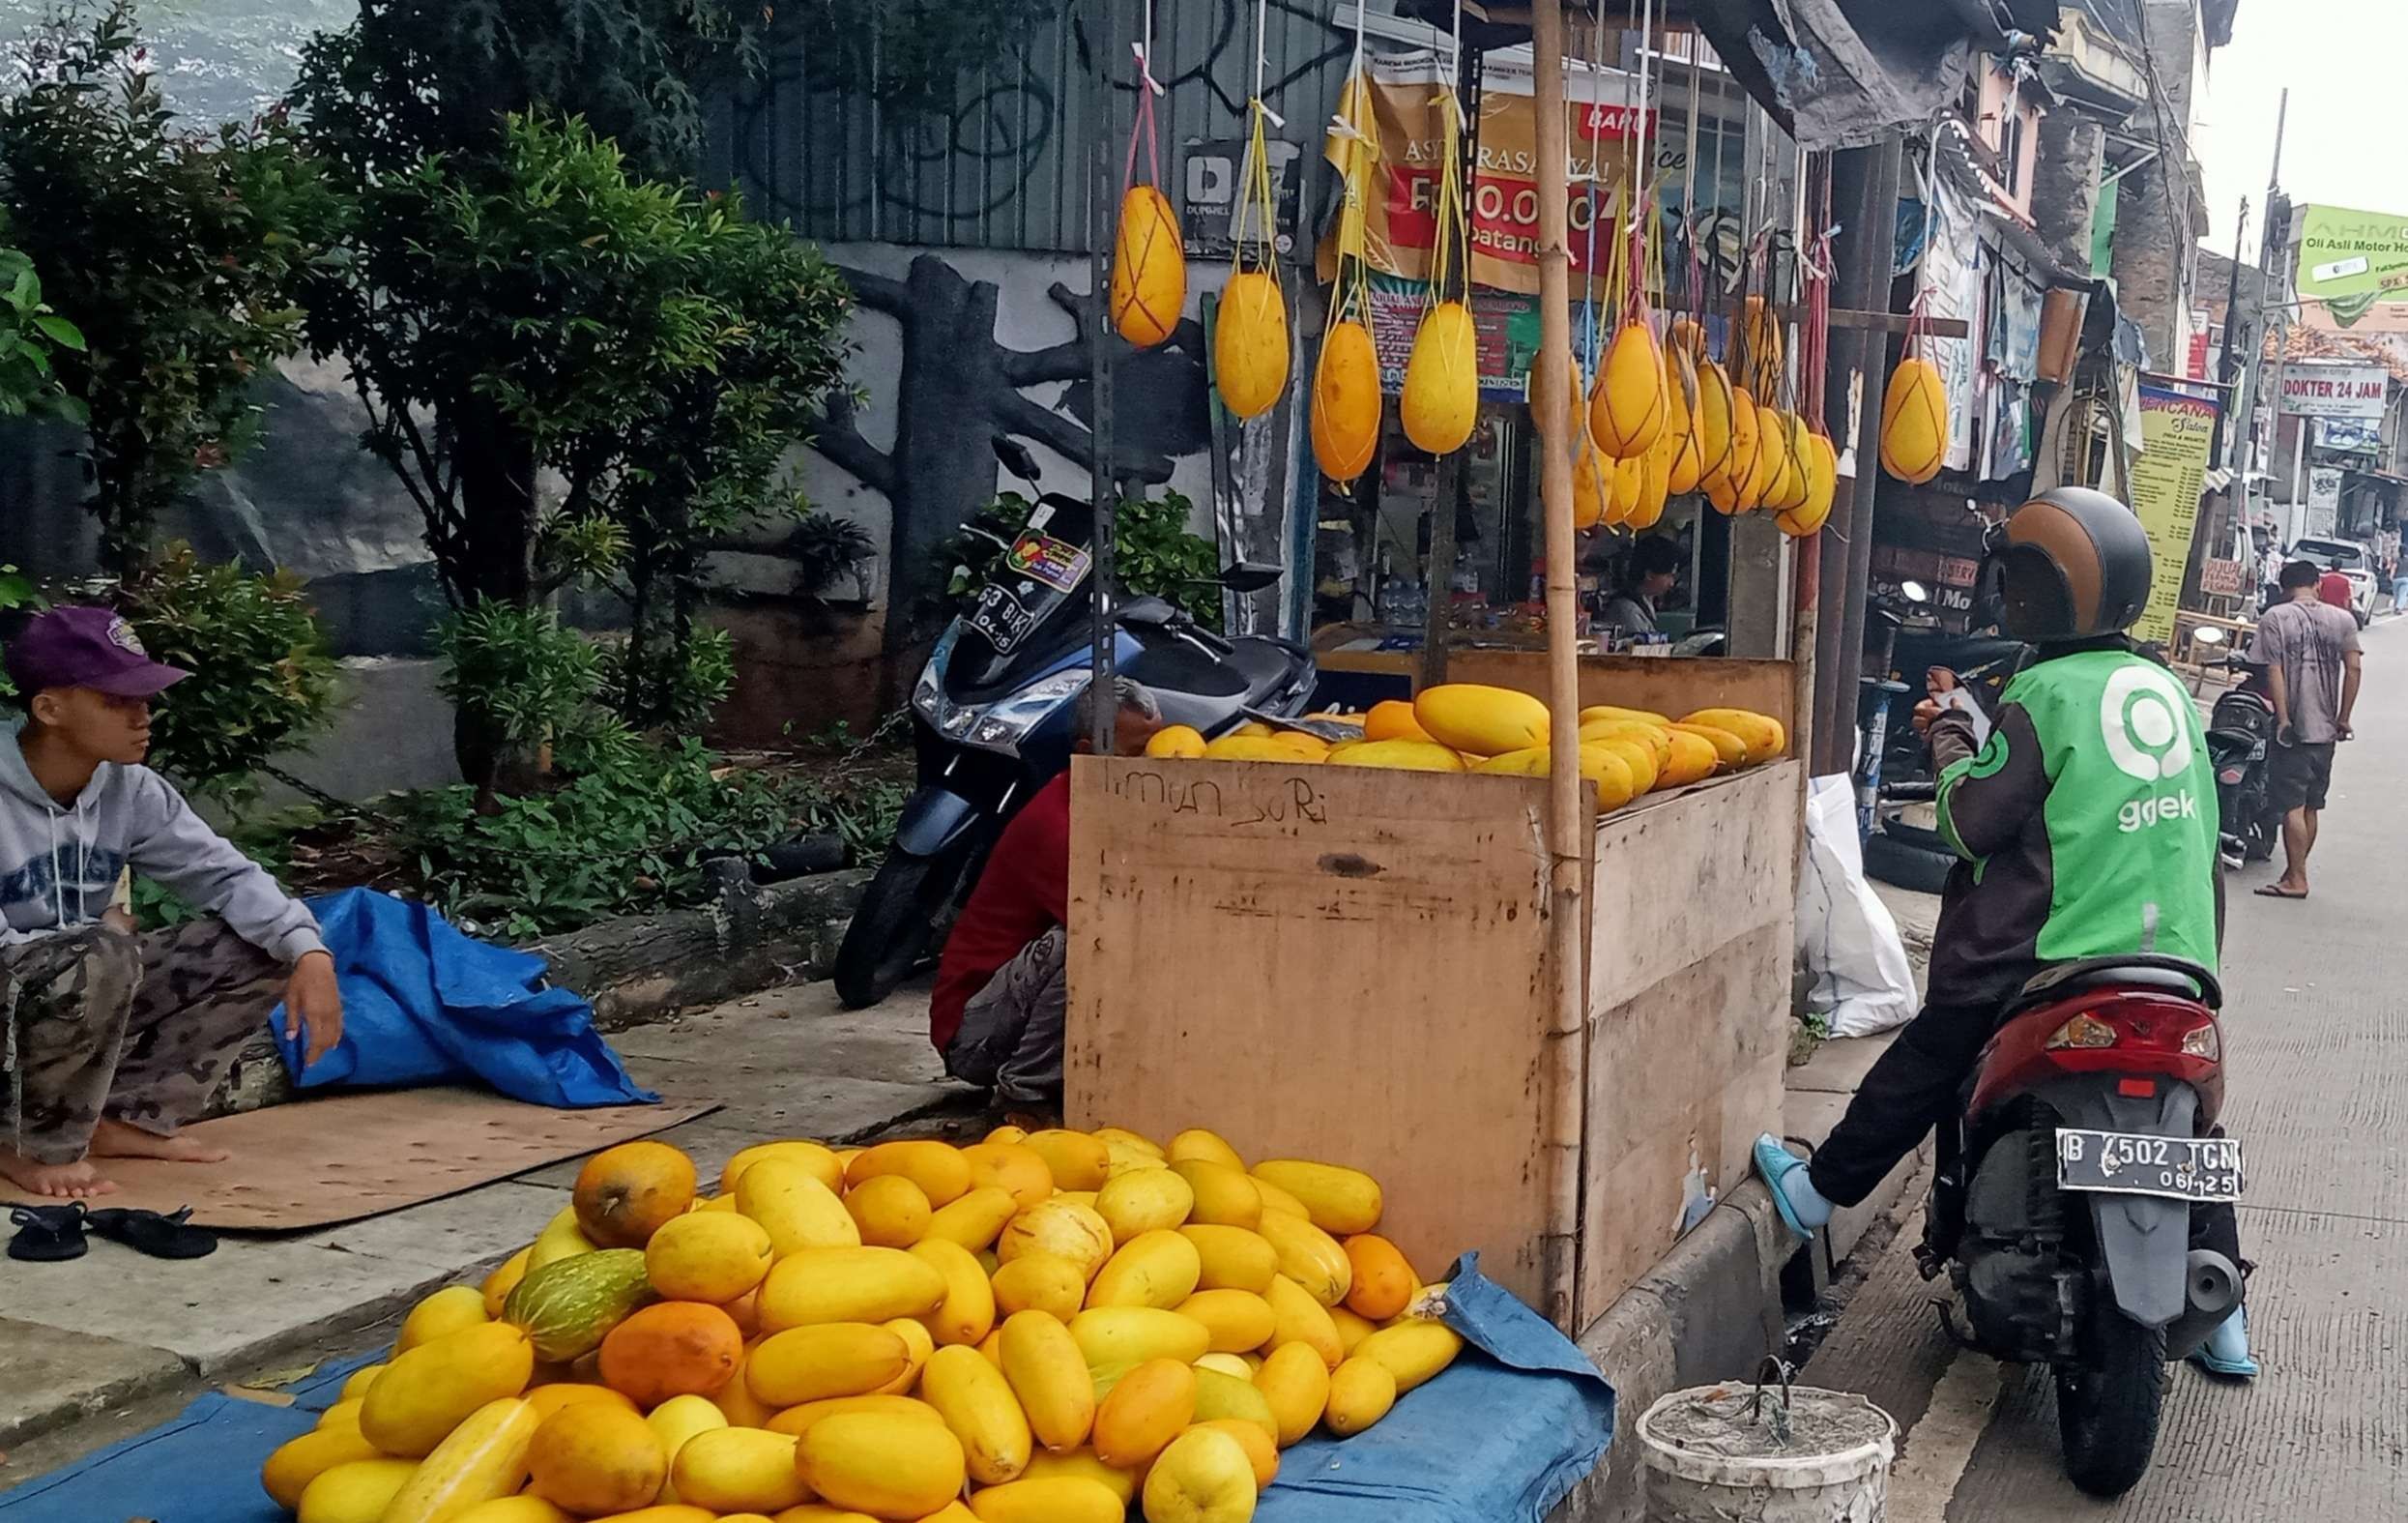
[{"x1": 1526, "y1": 0, "x2": 1586, "y2": 1334}]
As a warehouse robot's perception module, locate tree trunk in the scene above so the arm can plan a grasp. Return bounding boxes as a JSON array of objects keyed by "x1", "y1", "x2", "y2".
[
  {"x1": 450, "y1": 396, "x2": 541, "y2": 791},
  {"x1": 876, "y1": 257, "x2": 1017, "y2": 709}
]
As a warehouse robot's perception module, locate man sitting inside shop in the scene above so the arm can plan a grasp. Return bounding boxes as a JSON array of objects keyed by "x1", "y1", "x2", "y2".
[{"x1": 928, "y1": 678, "x2": 1162, "y2": 1117}]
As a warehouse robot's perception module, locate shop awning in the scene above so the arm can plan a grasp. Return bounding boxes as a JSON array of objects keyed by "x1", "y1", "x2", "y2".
[{"x1": 1401, "y1": 0, "x2": 2060, "y2": 151}]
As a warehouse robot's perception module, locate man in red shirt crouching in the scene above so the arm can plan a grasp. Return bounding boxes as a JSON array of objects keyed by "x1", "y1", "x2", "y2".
[{"x1": 928, "y1": 679, "x2": 1162, "y2": 1113}]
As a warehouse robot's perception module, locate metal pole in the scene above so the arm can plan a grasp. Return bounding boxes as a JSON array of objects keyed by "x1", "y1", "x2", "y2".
[
  {"x1": 2211, "y1": 195, "x2": 2248, "y2": 467},
  {"x1": 1527, "y1": 0, "x2": 1586, "y2": 1336},
  {"x1": 1828, "y1": 137, "x2": 1903, "y2": 778},
  {"x1": 1088, "y1": 0, "x2": 1118, "y2": 752},
  {"x1": 2228, "y1": 88, "x2": 2287, "y2": 479}
]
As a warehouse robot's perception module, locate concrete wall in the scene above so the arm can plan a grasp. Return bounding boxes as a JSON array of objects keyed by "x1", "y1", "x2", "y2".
[{"x1": 2108, "y1": 0, "x2": 2209, "y2": 368}]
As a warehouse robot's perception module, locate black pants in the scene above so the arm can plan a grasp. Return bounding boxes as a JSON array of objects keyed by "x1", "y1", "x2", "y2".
[{"x1": 1809, "y1": 1000, "x2": 1994, "y2": 1207}]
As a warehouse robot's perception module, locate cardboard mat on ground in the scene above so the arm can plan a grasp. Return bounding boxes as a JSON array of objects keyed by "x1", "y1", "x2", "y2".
[{"x1": 0, "y1": 1089, "x2": 715, "y2": 1229}]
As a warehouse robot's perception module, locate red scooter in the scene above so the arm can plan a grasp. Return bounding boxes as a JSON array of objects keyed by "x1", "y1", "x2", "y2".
[{"x1": 1916, "y1": 952, "x2": 2246, "y2": 1497}]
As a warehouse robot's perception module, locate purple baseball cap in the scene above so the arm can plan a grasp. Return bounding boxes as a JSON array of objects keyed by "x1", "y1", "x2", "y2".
[{"x1": 4, "y1": 606, "x2": 190, "y2": 698}]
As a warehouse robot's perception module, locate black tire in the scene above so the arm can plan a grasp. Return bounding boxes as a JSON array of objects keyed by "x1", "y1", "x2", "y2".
[
  {"x1": 1865, "y1": 829, "x2": 1957, "y2": 893},
  {"x1": 831, "y1": 850, "x2": 966, "y2": 1010},
  {"x1": 2055, "y1": 1309, "x2": 2168, "y2": 1498}
]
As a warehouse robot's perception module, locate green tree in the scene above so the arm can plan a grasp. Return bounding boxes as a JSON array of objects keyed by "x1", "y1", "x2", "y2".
[
  {"x1": 297, "y1": 111, "x2": 850, "y2": 776},
  {"x1": 0, "y1": 2, "x2": 334, "y2": 578},
  {"x1": 0, "y1": 237, "x2": 86, "y2": 421}
]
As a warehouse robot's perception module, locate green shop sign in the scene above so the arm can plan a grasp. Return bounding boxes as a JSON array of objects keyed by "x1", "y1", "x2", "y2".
[{"x1": 2296, "y1": 203, "x2": 2408, "y2": 323}]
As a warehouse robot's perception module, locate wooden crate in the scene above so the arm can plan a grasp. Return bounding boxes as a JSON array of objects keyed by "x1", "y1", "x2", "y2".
[{"x1": 1065, "y1": 745, "x2": 1803, "y2": 1328}]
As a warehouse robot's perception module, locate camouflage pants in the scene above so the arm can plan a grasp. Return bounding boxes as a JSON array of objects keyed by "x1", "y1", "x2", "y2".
[
  {"x1": 2, "y1": 919, "x2": 282, "y2": 1164},
  {"x1": 942, "y1": 926, "x2": 1066, "y2": 1106}
]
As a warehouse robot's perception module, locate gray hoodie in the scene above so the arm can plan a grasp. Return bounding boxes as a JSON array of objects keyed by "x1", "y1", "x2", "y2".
[{"x1": 0, "y1": 719, "x2": 325, "y2": 961}]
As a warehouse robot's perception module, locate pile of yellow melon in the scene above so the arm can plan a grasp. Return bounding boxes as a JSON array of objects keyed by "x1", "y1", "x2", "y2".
[
  {"x1": 262, "y1": 1127, "x2": 1456, "y2": 1523},
  {"x1": 1143, "y1": 683, "x2": 1785, "y2": 814}
]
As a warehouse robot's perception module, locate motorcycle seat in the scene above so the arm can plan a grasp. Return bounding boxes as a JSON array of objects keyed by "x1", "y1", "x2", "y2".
[
  {"x1": 2016, "y1": 954, "x2": 2219, "y2": 1009},
  {"x1": 1120, "y1": 640, "x2": 1248, "y2": 698},
  {"x1": 1223, "y1": 637, "x2": 1295, "y2": 692}
]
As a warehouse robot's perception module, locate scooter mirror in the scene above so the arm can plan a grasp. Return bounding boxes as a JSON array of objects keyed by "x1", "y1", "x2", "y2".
[
  {"x1": 1899, "y1": 578, "x2": 1931, "y2": 603},
  {"x1": 1220, "y1": 562, "x2": 1283, "y2": 592},
  {"x1": 991, "y1": 435, "x2": 1043, "y2": 485}
]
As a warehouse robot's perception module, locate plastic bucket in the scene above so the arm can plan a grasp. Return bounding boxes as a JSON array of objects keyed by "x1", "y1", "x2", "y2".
[{"x1": 1638, "y1": 1380, "x2": 1898, "y2": 1523}]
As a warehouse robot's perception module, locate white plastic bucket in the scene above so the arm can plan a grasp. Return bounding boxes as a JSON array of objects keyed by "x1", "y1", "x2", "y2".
[{"x1": 1638, "y1": 1380, "x2": 1898, "y2": 1523}]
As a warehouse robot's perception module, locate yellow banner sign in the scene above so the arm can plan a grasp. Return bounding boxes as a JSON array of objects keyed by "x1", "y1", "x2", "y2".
[{"x1": 2129, "y1": 385, "x2": 2221, "y2": 645}]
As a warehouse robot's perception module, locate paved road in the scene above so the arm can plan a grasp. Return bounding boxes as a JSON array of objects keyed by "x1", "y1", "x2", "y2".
[{"x1": 1806, "y1": 615, "x2": 2408, "y2": 1519}]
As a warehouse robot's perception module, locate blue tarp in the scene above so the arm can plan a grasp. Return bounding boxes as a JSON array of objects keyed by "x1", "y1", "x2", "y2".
[
  {"x1": 0, "y1": 1355, "x2": 371, "y2": 1523},
  {"x1": 1261, "y1": 1253, "x2": 1617, "y2": 1522},
  {"x1": 3, "y1": 1259, "x2": 1611, "y2": 1523},
  {"x1": 273, "y1": 888, "x2": 654, "y2": 1108}
]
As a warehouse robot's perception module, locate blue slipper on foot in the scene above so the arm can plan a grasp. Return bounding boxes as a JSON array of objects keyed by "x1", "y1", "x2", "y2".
[
  {"x1": 1753, "y1": 1132, "x2": 1815, "y2": 1243},
  {"x1": 2189, "y1": 1308, "x2": 2259, "y2": 1380}
]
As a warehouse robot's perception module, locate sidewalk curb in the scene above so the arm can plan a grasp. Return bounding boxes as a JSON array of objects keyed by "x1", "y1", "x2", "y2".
[{"x1": 1550, "y1": 1182, "x2": 1793, "y2": 1522}]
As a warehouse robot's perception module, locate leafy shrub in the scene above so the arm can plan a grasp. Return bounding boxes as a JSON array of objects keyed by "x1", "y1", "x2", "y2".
[
  {"x1": 596, "y1": 621, "x2": 738, "y2": 737},
  {"x1": 119, "y1": 545, "x2": 338, "y2": 801},
  {"x1": 396, "y1": 738, "x2": 892, "y2": 937},
  {"x1": 0, "y1": 239, "x2": 85, "y2": 421},
  {"x1": 1, "y1": 4, "x2": 334, "y2": 574},
  {"x1": 432, "y1": 601, "x2": 602, "y2": 757}
]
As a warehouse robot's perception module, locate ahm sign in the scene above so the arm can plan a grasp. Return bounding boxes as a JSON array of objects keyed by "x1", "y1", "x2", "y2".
[{"x1": 2278, "y1": 363, "x2": 2389, "y2": 421}]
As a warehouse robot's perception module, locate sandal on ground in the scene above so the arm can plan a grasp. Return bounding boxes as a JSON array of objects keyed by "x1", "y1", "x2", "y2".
[
  {"x1": 2252, "y1": 884, "x2": 2308, "y2": 899},
  {"x1": 84, "y1": 1205, "x2": 218, "y2": 1260},
  {"x1": 8, "y1": 1203, "x2": 90, "y2": 1262}
]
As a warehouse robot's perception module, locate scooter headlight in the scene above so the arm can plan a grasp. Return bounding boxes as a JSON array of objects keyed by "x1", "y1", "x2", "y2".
[{"x1": 964, "y1": 670, "x2": 1092, "y2": 756}]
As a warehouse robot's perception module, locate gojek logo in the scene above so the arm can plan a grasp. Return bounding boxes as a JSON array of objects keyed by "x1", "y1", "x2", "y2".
[{"x1": 2102, "y1": 664, "x2": 2197, "y2": 832}]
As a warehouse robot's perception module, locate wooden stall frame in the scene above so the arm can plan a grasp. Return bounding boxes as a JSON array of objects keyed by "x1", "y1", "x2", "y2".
[{"x1": 1065, "y1": 748, "x2": 1802, "y2": 1330}]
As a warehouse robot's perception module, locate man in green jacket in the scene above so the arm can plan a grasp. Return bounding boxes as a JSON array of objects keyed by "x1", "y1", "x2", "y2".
[{"x1": 1755, "y1": 487, "x2": 2253, "y2": 1377}]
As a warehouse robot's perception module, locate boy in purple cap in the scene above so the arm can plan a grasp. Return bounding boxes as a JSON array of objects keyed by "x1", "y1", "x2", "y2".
[{"x1": 1, "y1": 606, "x2": 343, "y2": 1198}]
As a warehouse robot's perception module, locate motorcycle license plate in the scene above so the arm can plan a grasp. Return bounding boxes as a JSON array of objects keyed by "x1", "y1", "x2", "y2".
[{"x1": 2055, "y1": 1128, "x2": 2244, "y2": 1203}]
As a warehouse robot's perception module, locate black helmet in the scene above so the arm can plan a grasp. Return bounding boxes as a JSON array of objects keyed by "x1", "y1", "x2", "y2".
[{"x1": 1987, "y1": 487, "x2": 2155, "y2": 641}]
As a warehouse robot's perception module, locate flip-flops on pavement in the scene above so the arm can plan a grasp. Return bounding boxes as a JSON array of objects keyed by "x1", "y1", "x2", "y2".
[
  {"x1": 8, "y1": 1202, "x2": 89, "y2": 1261},
  {"x1": 85, "y1": 1206, "x2": 218, "y2": 1259}
]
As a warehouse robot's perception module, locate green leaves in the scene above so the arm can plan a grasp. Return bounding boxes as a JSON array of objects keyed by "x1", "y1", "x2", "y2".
[
  {"x1": 0, "y1": 3, "x2": 334, "y2": 574},
  {"x1": 395, "y1": 736, "x2": 904, "y2": 938},
  {"x1": 119, "y1": 544, "x2": 340, "y2": 804}
]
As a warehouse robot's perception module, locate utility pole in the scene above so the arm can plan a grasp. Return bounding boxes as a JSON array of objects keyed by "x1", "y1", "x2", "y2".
[
  {"x1": 2226, "y1": 88, "x2": 2287, "y2": 484},
  {"x1": 2211, "y1": 194, "x2": 2248, "y2": 465}
]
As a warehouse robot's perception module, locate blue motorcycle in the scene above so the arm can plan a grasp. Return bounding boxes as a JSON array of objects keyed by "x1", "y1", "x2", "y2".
[{"x1": 831, "y1": 439, "x2": 1317, "y2": 1008}]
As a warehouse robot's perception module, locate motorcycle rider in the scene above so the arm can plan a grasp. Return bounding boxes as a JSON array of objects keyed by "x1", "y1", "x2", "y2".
[{"x1": 1754, "y1": 487, "x2": 2256, "y2": 1378}]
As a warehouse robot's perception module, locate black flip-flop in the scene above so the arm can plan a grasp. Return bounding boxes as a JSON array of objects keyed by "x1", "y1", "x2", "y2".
[
  {"x1": 9, "y1": 1203, "x2": 90, "y2": 1262},
  {"x1": 84, "y1": 1206, "x2": 218, "y2": 1260},
  {"x1": 2253, "y1": 884, "x2": 2308, "y2": 899}
]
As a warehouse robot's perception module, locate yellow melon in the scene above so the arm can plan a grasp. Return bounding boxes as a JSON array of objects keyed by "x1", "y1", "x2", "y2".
[
  {"x1": 1311, "y1": 318, "x2": 1381, "y2": 483},
  {"x1": 1215, "y1": 270, "x2": 1290, "y2": 420},
  {"x1": 1110, "y1": 186, "x2": 1186, "y2": 349},
  {"x1": 1400, "y1": 301, "x2": 1478, "y2": 454}
]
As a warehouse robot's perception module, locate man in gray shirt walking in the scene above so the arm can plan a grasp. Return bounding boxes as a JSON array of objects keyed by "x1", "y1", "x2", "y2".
[{"x1": 2249, "y1": 560, "x2": 2364, "y2": 899}]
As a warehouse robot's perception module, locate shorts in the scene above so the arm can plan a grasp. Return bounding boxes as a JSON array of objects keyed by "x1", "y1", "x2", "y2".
[{"x1": 2268, "y1": 739, "x2": 2335, "y2": 814}]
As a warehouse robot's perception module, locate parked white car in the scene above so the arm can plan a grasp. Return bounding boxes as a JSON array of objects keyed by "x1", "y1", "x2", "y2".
[{"x1": 2290, "y1": 537, "x2": 2376, "y2": 627}]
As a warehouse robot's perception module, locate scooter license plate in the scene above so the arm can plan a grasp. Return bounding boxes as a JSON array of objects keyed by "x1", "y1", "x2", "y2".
[{"x1": 2055, "y1": 1128, "x2": 2245, "y2": 1203}]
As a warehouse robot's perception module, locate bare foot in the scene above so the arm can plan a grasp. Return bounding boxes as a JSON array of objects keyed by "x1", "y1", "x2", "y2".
[
  {"x1": 0, "y1": 1147, "x2": 119, "y2": 1199},
  {"x1": 89, "y1": 1118, "x2": 231, "y2": 1164}
]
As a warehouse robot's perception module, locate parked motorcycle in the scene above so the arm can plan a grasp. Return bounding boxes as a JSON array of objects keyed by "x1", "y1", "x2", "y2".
[
  {"x1": 831, "y1": 438, "x2": 1317, "y2": 1009},
  {"x1": 1916, "y1": 953, "x2": 2245, "y2": 1497},
  {"x1": 2197, "y1": 632, "x2": 2277, "y2": 868}
]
